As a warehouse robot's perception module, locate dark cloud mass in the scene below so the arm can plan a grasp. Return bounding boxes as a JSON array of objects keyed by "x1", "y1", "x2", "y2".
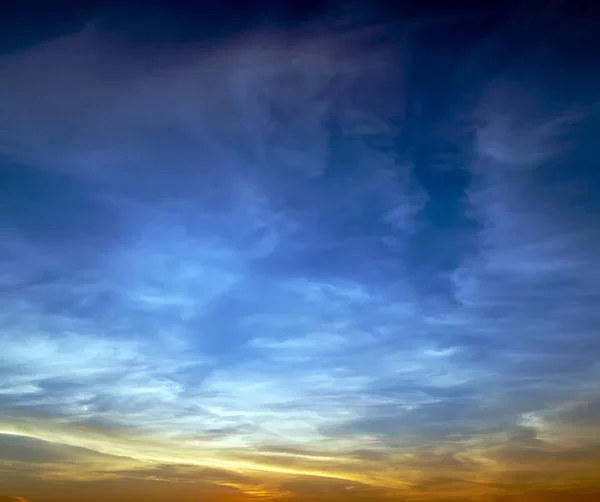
[{"x1": 0, "y1": 1, "x2": 599, "y2": 501}]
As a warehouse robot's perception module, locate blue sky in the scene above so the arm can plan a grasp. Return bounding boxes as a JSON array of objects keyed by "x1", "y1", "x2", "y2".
[{"x1": 0, "y1": 3, "x2": 599, "y2": 501}]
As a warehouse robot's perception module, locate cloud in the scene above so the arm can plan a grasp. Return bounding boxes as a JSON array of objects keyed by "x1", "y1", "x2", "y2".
[
  {"x1": 0, "y1": 433, "x2": 135, "y2": 465},
  {"x1": 0, "y1": 4, "x2": 599, "y2": 502}
]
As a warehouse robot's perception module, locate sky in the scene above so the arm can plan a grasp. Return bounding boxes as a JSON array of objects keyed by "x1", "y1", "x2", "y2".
[{"x1": 0, "y1": 1, "x2": 599, "y2": 501}]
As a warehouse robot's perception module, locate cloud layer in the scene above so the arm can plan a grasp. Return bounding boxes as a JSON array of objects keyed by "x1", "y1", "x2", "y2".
[{"x1": 1, "y1": 3, "x2": 599, "y2": 501}]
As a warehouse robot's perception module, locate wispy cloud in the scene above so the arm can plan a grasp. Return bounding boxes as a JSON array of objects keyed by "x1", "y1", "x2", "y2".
[{"x1": 0, "y1": 4, "x2": 599, "y2": 502}]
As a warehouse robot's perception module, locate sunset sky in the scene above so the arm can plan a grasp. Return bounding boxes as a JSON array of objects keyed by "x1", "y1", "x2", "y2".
[{"x1": 1, "y1": 1, "x2": 599, "y2": 501}]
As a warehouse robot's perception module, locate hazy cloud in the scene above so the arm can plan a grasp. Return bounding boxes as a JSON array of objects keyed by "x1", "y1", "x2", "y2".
[{"x1": 1, "y1": 3, "x2": 599, "y2": 502}]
